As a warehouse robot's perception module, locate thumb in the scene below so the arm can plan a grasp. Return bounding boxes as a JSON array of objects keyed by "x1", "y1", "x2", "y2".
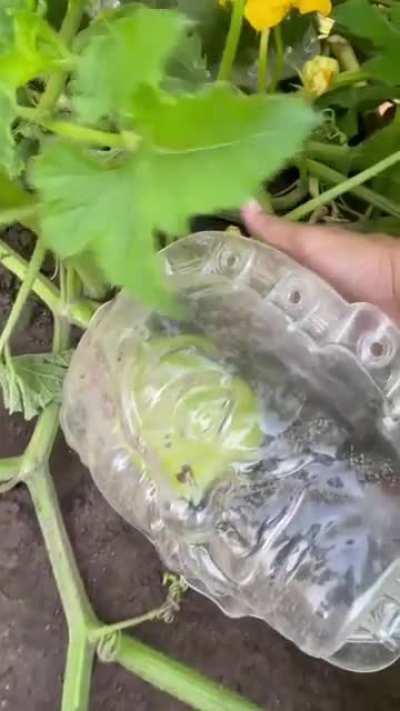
[{"x1": 242, "y1": 202, "x2": 400, "y2": 322}]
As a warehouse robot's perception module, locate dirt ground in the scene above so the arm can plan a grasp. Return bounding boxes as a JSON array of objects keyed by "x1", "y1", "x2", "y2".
[{"x1": 1, "y1": 229, "x2": 400, "y2": 711}]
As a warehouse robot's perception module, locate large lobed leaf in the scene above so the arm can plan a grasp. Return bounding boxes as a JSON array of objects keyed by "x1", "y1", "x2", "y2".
[
  {"x1": 33, "y1": 83, "x2": 316, "y2": 309},
  {"x1": 133, "y1": 85, "x2": 317, "y2": 233}
]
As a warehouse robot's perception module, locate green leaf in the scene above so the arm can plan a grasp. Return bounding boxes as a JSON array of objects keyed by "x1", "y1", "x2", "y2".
[
  {"x1": 133, "y1": 85, "x2": 317, "y2": 233},
  {"x1": 32, "y1": 140, "x2": 173, "y2": 310},
  {"x1": 0, "y1": 162, "x2": 34, "y2": 210},
  {"x1": 164, "y1": 31, "x2": 209, "y2": 92},
  {"x1": 389, "y1": 5, "x2": 400, "y2": 29},
  {"x1": 0, "y1": 351, "x2": 72, "y2": 420},
  {"x1": 33, "y1": 85, "x2": 316, "y2": 309},
  {"x1": 176, "y1": 0, "x2": 228, "y2": 65},
  {"x1": 0, "y1": 7, "x2": 68, "y2": 89},
  {"x1": 73, "y1": 4, "x2": 188, "y2": 123},
  {"x1": 0, "y1": 0, "x2": 35, "y2": 43},
  {"x1": 334, "y1": 0, "x2": 400, "y2": 85}
]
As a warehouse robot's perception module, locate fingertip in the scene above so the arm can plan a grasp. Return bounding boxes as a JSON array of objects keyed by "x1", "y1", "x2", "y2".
[
  {"x1": 241, "y1": 202, "x2": 297, "y2": 253},
  {"x1": 241, "y1": 201, "x2": 277, "y2": 239},
  {"x1": 241, "y1": 200, "x2": 265, "y2": 227}
]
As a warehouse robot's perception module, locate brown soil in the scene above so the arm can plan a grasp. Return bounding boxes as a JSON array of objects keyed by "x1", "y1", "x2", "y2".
[{"x1": 1, "y1": 229, "x2": 400, "y2": 711}]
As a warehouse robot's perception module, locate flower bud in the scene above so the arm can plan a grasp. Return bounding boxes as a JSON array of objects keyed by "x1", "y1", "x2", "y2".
[{"x1": 302, "y1": 55, "x2": 339, "y2": 97}]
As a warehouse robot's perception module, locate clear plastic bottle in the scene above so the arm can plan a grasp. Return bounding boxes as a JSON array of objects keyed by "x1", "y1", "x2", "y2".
[{"x1": 62, "y1": 231, "x2": 400, "y2": 672}]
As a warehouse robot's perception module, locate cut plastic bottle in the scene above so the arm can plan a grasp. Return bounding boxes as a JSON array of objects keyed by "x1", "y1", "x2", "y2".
[{"x1": 62, "y1": 231, "x2": 400, "y2": 672}]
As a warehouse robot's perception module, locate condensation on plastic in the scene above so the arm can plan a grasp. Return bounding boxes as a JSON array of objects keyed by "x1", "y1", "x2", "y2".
[{"x1": 61, "y1": 231, "x2": 400, "y2": 672}]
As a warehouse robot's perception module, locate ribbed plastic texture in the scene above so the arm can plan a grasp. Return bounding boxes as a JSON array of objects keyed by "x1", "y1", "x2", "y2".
[{"x1": 61, "y1": 231, "x2": 400, "y2": 672}]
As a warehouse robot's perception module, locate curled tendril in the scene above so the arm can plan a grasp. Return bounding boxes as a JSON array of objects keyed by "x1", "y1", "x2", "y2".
[
  {"x1": 314, "y1": 109, "x2": 348, "y2": 145},
  {"x1": 160, "y1": 573, "x2": 189, "y2": 623}
]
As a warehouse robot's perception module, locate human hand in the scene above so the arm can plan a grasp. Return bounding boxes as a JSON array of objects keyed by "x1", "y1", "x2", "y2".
[{"x1": 242, "y1": 202, "x2": 400, "y2": 324}]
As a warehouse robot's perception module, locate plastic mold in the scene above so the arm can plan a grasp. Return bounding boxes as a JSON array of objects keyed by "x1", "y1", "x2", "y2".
[{"x1": 61, "y1": 231, "x2": 400, "y2": 672}]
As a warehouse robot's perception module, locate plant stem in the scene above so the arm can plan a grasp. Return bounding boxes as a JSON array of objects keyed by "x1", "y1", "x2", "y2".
[
  {"x1": 0, "y1": 457, "x2": 22, "y2": 494},
  {"x1": 25, "y1": 411, "x2": 263, "y2": 711},
  {"x1": 71, "y1": 256, "x2": 108, "y2": 300},
  {"x1": 304, "y1": 159, "x2": 400, "y2": 219},
  {"x1": 0, "y1": 457, "x2": 21, "y2": 481},
  {"x1": 38, "y1": 0, "x2": 88, "y2": 112},
  {"x1": 0, "y1": 239, "x2": 96, "y2": 329},
  {"x1": 0, "y1": 237, "x2": 59, "y2": 306},
  {"x1": 26, "y1": 411, "x2": 97, "y2": 711},
  {"x1": 22, "y1": 404, "x2": 59, "y2": 475},
  {"x1": 218, "y1": 0, "x2": 246, "y2": 81},
  {"x1": 307, "y1": 140, "x2": 350, "y2": 165},
  {"x1": 332, "y1": 69, "x2": 370, "y2": 88},
  {"x1": 328, "y1": 34, "x2": 360, "y2": 72},
  {"x1": 272, "y1": 183, "x2": 308, "y2": 211},
  {"x1": 0, "y1": 204, "x2": 38, "y2": 230},
  {"x1": 27, "y1": 450, "x2": 96, "y2": 627},
  {"x1": 28, "y1": 441, "x2": 264, "y2": 711},
  {"x1": 270, "y1": 25, "x2": 284, "y2": 92},
  {"x1": 68, "y1": 299, "x2": 97, "y2": 329},
  {"x1": 116, "y1": 634, "x2": 262, "y2": 711},
  {"x1": 48, "y1": 120, "x2": 140, "y2": 150},
  {"x1": 287, "y1": 152, "x2": 400, "y2": 221},
  {"x1": 59, "y1": 0, "x2": 87, "y2": 44},
  {"x1": 257, "y1": 29, "x2": 270, "y2": 92},
  {"x1": 0, "y1": 238, "x2": 46, "y2": 356},
  {"x1": 61, "y1": 631, "x2": 95, "y2": 711},
  {"x1": 17, "y1": 106, "x2": 139, "y2": 150}
]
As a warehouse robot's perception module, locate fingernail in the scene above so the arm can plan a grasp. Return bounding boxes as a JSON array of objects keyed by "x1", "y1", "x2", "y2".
[{"x1": 242, "y1": 199, "x2": 264, "y2": 216}]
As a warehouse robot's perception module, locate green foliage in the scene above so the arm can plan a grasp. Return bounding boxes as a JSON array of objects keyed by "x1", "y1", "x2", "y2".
[
  {"x1": 33, "y1": 84, "x2": 315, "y2": 308},
  {"x1": 33, "y1": 139, "x2": 174, "y2": 309},
  {"x1": 0, "y1": 0, "x2": 68, "y2": 176},
  {"x1": 0, "y1": 165, "x2": 35, "y2": 210},
  {"x1": 334, "y1": 0, "x2": 400, "y2": 85},
  {"x1": 165, "y1": 31, "x2": 209, "y2": 92},
  {"x1": 176, "y1": 0, "x2": 228, "y2": 65},
  {"x1": 137, "y1": 86, "x2": 316, "y2": 229},
  {"x1": 73, "y1": 5, "x2": 188, "y2": 123},
  {"x1": 2, "y1": 1, "x2": 400, "y2": 709},
  {"x1": 0, "y1": 3, "x2": 68, "y2": 90},
  {"x1": 0, "y1": 0, "x2": 399, "y2": 310},
  {"x1": 0, "y1": 350, "x2": 71, "y2": 420}
]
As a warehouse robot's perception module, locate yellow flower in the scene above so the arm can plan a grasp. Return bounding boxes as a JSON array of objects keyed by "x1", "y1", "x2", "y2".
[
  {"x1": 302, "y1": 55, "x2": 339, "y2": 97},
  {"x1": 221, "y1": 0, "x2": 332, "y2": 32}
]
